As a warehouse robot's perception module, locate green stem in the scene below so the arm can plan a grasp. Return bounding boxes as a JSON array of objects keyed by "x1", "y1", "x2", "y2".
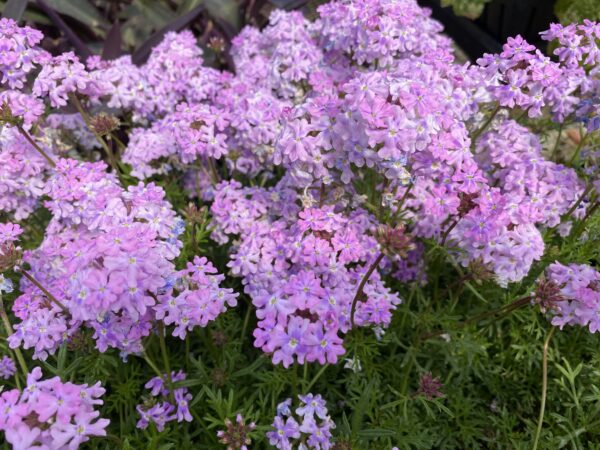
[
  {"x1": 532, "y1": 327, "x2": 556, "y2": 450},
  {"x1": 20, "y1": 270, "x2": 68, "y2": 312},
  {"x1": 207, "y1": 158, "x2": 220, "y2": 184},
  {"x1": 185, "y1": 334, "x2": 190, "y2": 373},
  {"x1": 240, "y1": 302, "x2": 252, "y2": 347},
  {"x1": 399, "y1": 352, "x2": 416, "y2": 395},
  {"x1": 421, "y1": 295, "x2": 532, "y2": 341},
  {"x1": 157, "y1": 322, "x2": 175, "y2": 403},
  {"x1": 579, "y1": 201, "x2": 599, "y2": 228},
  {"x1": 568, "y1": 130, "x2": 588, "y2": 165},
  {"x1": 471, "y1": 104, "x2": 501, "y2": 146},
  {"x1": 440, "y1": 218, "x2": 461, "y2": 247},
  {"x1": 551, "y1": 123, "x2": 563, "y2": 161},
  {"x1": 291, "y1": 364, "x2": 299, "y2": 398},
  {"x1": 350, "y1": 253, "x2": 385, "y2": 328},
  {"x1": 0, "y1": 292, "x2": 28, "y2": 382},
  {"x1": 69, "y1": 94, "x2": 121, "y2": 177},
  {"x1": 17, "y1": 125, "x2": 56, "y2": 167},
  {"x1": 142, "y1": 352, "x2": 164, "y2": 380},
  {"x1": 565, "y1": 184, "x2": 593, "y2": 221},
  {"x1": 306, "y1": 364, "x2": 328, "y2": 392},
  {"x1": 302, "y1": 363, "x2": 308, "y2": 391},
  {"x1": 109, "y1": 132, "x2": 126, "y2": 153}
]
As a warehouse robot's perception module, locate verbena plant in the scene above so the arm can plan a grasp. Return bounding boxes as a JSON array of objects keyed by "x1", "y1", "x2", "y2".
[{"x1": 0, "y1": 0, "x2": 599, "y2": 449}]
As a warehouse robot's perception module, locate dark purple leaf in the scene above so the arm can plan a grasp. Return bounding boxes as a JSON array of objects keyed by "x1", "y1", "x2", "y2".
[
  {"x1": 36, "y1": 0, "x2": 92, "y2": 60},
  {"x1": 131, "y1": 4, "x2": 205, "y2": 66},
  {"x1": 101, "y1": 21, "x2": 122, "y2": 61},
  {"x1": 268, "y1": 0, "x2": 309, "y2": 10}
]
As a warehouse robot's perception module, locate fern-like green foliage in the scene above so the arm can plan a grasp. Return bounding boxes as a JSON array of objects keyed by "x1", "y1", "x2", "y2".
[{"x1": 556, "y1": 0, "x2": 600, "y2": 24}]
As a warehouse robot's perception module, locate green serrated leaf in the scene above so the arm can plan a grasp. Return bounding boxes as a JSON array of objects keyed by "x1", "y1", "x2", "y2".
[{"x1": 2, "y1": 0, "x2": 28, "y2": 21}]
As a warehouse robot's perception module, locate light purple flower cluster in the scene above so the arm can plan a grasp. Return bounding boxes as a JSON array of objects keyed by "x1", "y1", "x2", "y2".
[
  {"x1": 0, "y1": 126, "x2": 52, "y2": 220},
  {"x1": 156, "y1": 256, "x2": 238, "y2": 339},
  {"x1": 540, "y1": 22, "x2": 600, "y2": 128},
  {"x1": 0, "y1": 18, "x2": 46, "y2": 89},
  {"x1": 0, "y1": 355, "x2": 16, "y2": 379},
  {"x1": 5, "y1": 158, "x2": 230, "y2": 361},
  {"x1": 211, "y1": 180, "x2": 401, "y2": 367},
  {"x1": 543, "y1": 262, "x2": 600, "y2": 332},
  {"x1": 136, "y1": 370, "x2": 192, "y2": 431},
  {"x1": 33, "y1": 51, "x2": 108, "y2": 107},
  {"x1": 124, "y1": 102, "x2": 230, "y2": 179},
  {"x1": 8, "y1": 160, "x2": 181, "y2": 358},
  {"x1": 317, "y1": 0, "x2": 452, "y2": 66},
  {"x1": 0, "y1": 367, "x2": 108, "y2": 448},
  {"x1": 88, "y1": 31, "x2": 225, "y2": 120},
  {"x1": 267, "y1": 394, "x2": 335, "y2": 450},
  {"x1": 477, "y1": 35, "x2": 581, "y2": 120}
]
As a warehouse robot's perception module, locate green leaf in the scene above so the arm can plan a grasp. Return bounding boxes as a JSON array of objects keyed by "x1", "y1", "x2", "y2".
[
  {"x1": 555, "y1": 0, "x2": 600, "y2": 23},
  {"x1": 203, "y1": 0, "x2": 241, "y2": 37},
  {"x1": 177, "y1": 0, "x2": 203, "y2": 15},
  {"x1": 131, "y1": 3, "x2": 204, "y2": 65},
  {"x1": 44, "y1": 0, "x2": 109, "y2": 34},
  {"x1": 56, "y1": 342, "x2": 67, "y2": 374},
  {"x1": 2, "y1": 0, "x2": 28, "y2": 21},
  {"x1": 358, "y1": 428, "x2": 397, "y2": 439},
  {"x1": 133, "y1": 0, "x2": 176, "y2": 29}
]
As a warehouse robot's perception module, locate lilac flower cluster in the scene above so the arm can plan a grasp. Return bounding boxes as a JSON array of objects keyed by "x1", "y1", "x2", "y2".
[
  {"x1": 0, "y1": 367, "x2": 108, "y2": 448},
  {"x1": 6, "y1": 158, "x2": 232, "y2": 360},
  {"x1": 317, "y1": 0, "x2": 451, "y2": 66},
  {"x1": 0, "y1": 355, "x2": 16, "y2": 379},
  {"x1": 156, "y1": 256, "x2": 238, "y2": 339},
  {"x1": 0, "y1": 18, "x2": 46, "y2": 89},
  {"x1": 8, "y1": 161, "x2": 181, "y2": 358},
  {"x1": 267, "y1": 394, "x2": 335, "y2": 450},
  {"x1": 124, "y1": 102, "x2": 230, "y2": 179},
  {"x1": 211, "y1": 180, "x2": 401, "y2": 367},
  {"x1": 136, "y1": 370, "x2": 192, "y2": 431},
  {"x1": 0, "y1": 127, "x2": 52, "y2": 219},
  {"x1": 543, "y1": 262, "x2": 600, "y2": 332}
]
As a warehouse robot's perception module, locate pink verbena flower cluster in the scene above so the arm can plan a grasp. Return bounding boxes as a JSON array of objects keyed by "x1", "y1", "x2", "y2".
[
  {"x1": 0, "y1": 127, "x2": 51, "y2": 220},
  {"x1": 211, "y1": 180, "x2": 401, "y2": 367},
  {"x1": 0, "y1": 18, "x2": 46, "y2": 89},
  {"x1": 156, "y1": 256, "x2": 238, "y2": 339},
  {"x1": 0, "y1": 355, "x2": 16, "y2": 379},
  {"x1": 8, "y1": 158, "x2": 234, "y2": 360},
  {"x1": 136, "y1": 371, "x2": 192, "y2": 431},
  {"x1": 0, "y1": 367, "x2": 108, "y2": 448},
  {"x1": 267, "y1": 394, "x2": 335, "y2": 450},
  {"x1": 543, "y1": 262, "x2": 600, "y2": 332}
]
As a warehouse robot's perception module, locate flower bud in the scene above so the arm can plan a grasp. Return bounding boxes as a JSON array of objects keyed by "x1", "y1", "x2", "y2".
[
  {"x1": 183, "y1": 203, "x2": 208, "y2": 225},
  {"x1": 0, "y1": 243, "x2": 22, "y2": 272},
  {"x1": 375, "y1": 224, "x2": 415, "y2": 258},
  {"x1": 89, "y1": 113, "x2": 120, "y2": 136},
  {"x1": 0, "y1": 102, "x2": 23, "y2": 127},
  {"x1": 534, "y1": 277, "x2": 564, "y2": 313},
  {"x1": 217, "y1": 414, "x2": 256, "y2": 450}
]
